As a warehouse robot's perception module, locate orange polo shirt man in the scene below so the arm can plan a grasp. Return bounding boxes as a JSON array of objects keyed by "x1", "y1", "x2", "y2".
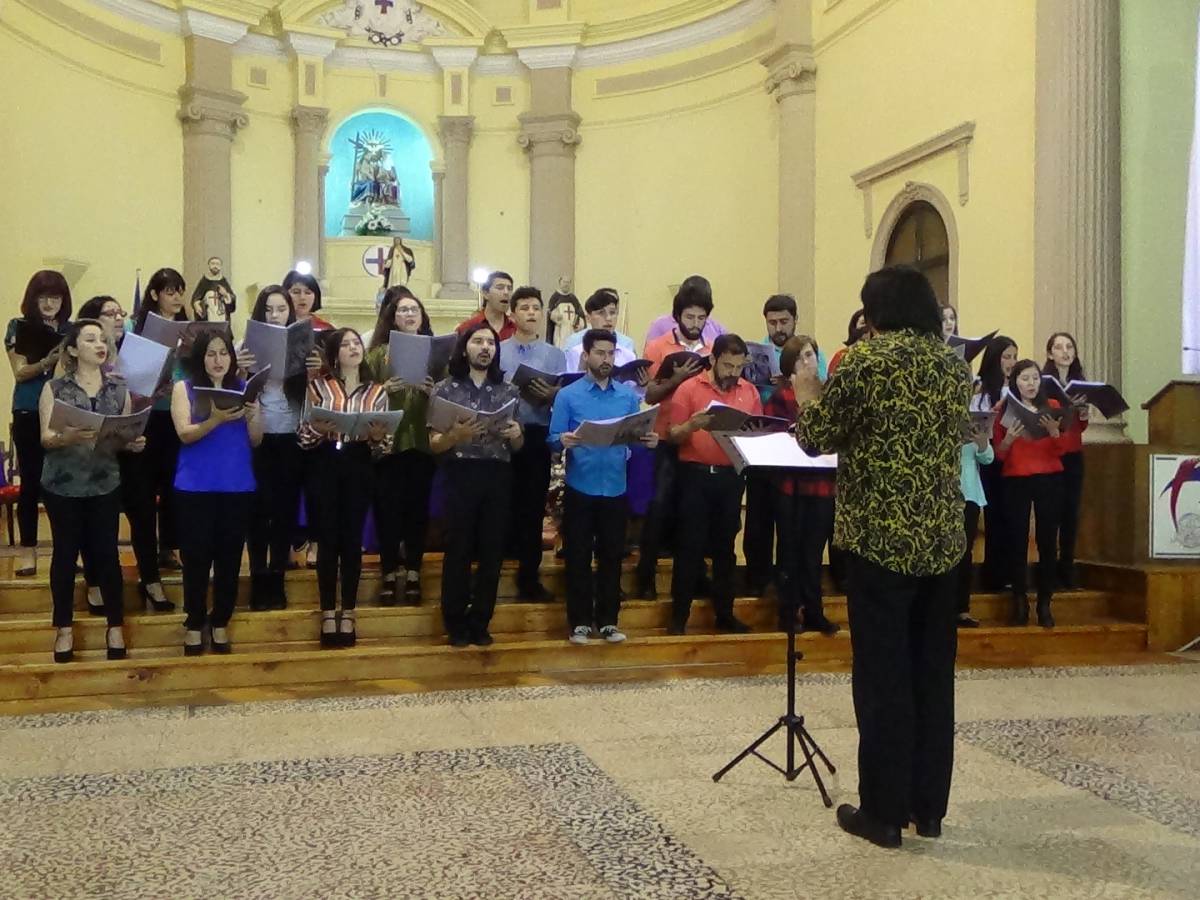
[{"x1": 663, "y1": 334, "x2": 762, "y2": 634}]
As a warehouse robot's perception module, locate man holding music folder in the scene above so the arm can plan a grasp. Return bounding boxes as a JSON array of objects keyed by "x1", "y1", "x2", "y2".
[{"x1": 549, "y1": 329, "x2": 659, "y2": 645}]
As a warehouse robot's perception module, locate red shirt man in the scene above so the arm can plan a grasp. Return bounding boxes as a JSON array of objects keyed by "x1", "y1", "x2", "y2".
[
  {"x1": 457, "y1": 271, "x2": 517, "y2": 341},
  {"x1": 662, "y1": 335, "x2": 762, "y2": 635}
]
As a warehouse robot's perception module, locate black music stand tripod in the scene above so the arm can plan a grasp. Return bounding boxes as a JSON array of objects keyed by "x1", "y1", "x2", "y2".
[{"x1": 711, "y1": 593, "x2": 836, "y2": 806}]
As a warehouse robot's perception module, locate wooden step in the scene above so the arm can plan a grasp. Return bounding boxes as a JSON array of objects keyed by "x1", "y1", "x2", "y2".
[
  {"x1": 0, "y1": 618, "x2": 1149, "y2": 706},
  {"x1": 0, "y1": 590, "x2": 1126, "y2": 654}
]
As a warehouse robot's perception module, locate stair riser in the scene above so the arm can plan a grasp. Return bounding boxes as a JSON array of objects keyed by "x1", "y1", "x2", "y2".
[{"x1": 0, "y1": 626, "x2": 1148, "y2": 704}]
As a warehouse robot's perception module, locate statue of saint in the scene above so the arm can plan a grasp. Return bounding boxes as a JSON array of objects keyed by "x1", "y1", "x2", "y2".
[{"x1": 191, "y1": 256, "x2": 236, "y2": 322}]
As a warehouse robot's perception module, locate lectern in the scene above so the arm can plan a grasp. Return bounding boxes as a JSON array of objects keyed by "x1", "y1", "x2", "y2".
[{"x1": 1143, "y1": 380, "x2": 1200, "y2": 446}]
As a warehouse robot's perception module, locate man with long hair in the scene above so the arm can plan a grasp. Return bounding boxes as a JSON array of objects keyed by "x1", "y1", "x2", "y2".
[
  {"x1": 794, "y1": 265, "x2": 972, "y2": 848},
  {"x1": 429, "y1": 322, "x2": 524, "y2": 646}
]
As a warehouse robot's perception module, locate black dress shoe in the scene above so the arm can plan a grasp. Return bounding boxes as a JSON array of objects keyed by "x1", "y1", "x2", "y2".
[
  {"x1": 908, "y1": 815, "x2": 942, "y2": 838},
  {"x1": 140, "y1": 583, "x2": 176, "y2": 613},
  {"x1": 471, "y1": 628, "x2": 494, "y2": 647},
  {"x1": 516, "y1": 583, "x2": 554, "y2": 604},
  {"x1": 836, "y1": 804, "x2": 901, "y2": 848},
  {"x1": 800, "y1": 617, "x2": 841, "y2": 637},
  {"x1": 449, "y1": 632, "x2": 471, "y2": 648},
  {"x1": 715, "y1": 616, "x2": 751, "y2": 634},
  {"x1": 667, "y1": 618, "x2": 687, "y2": 636},
  {"x1": 1036, "y1": 597, "x2": 1055, "y2": 629}
]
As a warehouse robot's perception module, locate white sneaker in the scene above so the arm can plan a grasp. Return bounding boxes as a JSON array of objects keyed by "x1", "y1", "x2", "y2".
[
  {"x1": 599, "y1": 625, "x2": 626, "y2": 643},
  {"x1": 569, "y1": 626, "x2": 592, "y2": 645}
]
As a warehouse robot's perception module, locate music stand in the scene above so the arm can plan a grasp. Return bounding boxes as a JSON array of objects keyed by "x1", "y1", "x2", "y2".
[{"x1": 709, "y1": 433, "x2": 836, "y2": 805}]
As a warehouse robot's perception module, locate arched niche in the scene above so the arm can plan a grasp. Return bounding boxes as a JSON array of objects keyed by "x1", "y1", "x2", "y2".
[
  {"x1": 324, "y1": 108, "x2": 437, "y2": 240},
  {"x1": 870, "y1": 182, "x2": 960, "y2": 309}
]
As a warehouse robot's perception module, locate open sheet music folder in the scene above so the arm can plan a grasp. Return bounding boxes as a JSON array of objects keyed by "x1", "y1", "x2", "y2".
[{"x1": 715, "y1": 431, "x2": 838, "y2": 475}]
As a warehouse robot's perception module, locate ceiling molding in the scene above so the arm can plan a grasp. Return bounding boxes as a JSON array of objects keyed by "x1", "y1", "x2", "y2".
[
  {"x1": 181, "y1": 8, "x2": 248, "y2": 42},
  {"x1": 285, "y1": 28, "x2": 336, "y2": 57},
  {"x1": 576, "y1": 0, "x2": 771, "y2": 69},
  {"x1": 326, "y1": 44, "x2": 438, "y2": 74},
  {"x1": 233, "y1": 30, "x2": 286, "y2": 57},
  {"x1": 427, "y1": 44, "x2": 478, "y2": 70},
  {"x1": 583, "y1": 0, "x2": 745, "y2": 44},
  {"x1": 86, "y1": 0, "x2": 182, "y2": 33},
  {"x1": 515, "y1": 44, "x2": 578, "y2": 70},
  {"x1": 474, "y1": 53, "x2": 524, "y2": 77}
]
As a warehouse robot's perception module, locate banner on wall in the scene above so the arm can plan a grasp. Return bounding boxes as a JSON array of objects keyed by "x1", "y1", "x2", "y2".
[
  {"x1": 1149, "y1": 454, "x2": 1200, "y2": 558},
  {"x1": 1182, "y1": 9, "x2": 1200, "y2": 374}
]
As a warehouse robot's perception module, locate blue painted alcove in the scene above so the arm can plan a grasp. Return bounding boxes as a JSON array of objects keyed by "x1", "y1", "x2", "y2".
[{"x1": 324, "y1": 109, "x2": 435, "y2": 240}]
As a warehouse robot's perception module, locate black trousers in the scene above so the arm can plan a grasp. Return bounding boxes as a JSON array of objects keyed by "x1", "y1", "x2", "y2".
[
  {"x1": 636, "y1": 443, "x2": 679, "y2": 584},
  {"x1": 248, "y1": 433, "x2": 303, "y2": 576},
  {"x1": 440, "y1": 460, "x2": 511, "y2": 637},
  {"x1": 375, "y1": 449, "x2": 436, "y2": 576},
  {"x1": 1004, "y1": 473, "x2": 1064, "y2": 600},
  {"x1": 671, "y1": 464, "x2": 743, "y2": 625},
  {"x1": 309, "y1": 443, "x2": 374, "y2": 612},
  {"x1": 956, "y1": 502, "x2": 981, "y2": 615},
  {"x1": 563, "y1": 487, "x2": 627, "y2": 630},
  {"x1": 43, "y1": 489, "x2": 123, "y2": 628},
  {"x1": 1058, "y1": 451, "x2": 1084, "y2": 567},
  {"x1": 978, "y1": 459, "x2": 1009, "y2": 589},
  {"x1": 742, "y1": 472, "x2": 777, "y2": 588},
  {"x1": 175, "y1": 490, "x2": 251, "y2": 630},
  {"x1": 11, "y1": 410, "x2": 43, "y2": 548},
  {"x1": 773, "y1": 489, "x2": 834, "y2": 626},
  {"x1": 845, "y1": 552, "x2": 957, "y2": 828},
  {"x1": 119, "y1": 409, "x2": 180, "y2": 585},
  {"x1": 507, "y1": 424, "x2": 551, "y2": 590}
]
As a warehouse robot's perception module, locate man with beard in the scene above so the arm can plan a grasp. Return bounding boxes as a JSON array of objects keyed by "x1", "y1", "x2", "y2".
[
  {"x1": 634, "y1": 277, "x2": 714, "y2": 599},
  {"x1": 549, "y1": 330, "x2": 659, "y2": 644},
  {"x1": 429, "y1": 322, "x2": 524, "y2": 646},
  {"x1": 456, "y1": 271, "x2": 517, "y2": 341},
  {"x1": 190, "y1": 256, "x2": 236, "y2": 321},
  {"x1": 664, "y1": 333, "x2": 761, "y2": 634}
]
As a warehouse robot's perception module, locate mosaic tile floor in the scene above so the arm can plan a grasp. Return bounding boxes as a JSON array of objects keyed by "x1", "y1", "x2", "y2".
[{"x1": 0, "y1": 664, "x2": 1198, "y2": 899}]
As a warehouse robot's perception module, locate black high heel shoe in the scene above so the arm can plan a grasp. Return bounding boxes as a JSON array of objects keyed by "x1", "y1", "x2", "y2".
[
  {"x1": 140, "y1": 583, "x2": 176, "y2": 613},
  {"x1": 338, "y1": 611, "x2": 357, "y2": 648},
  {"x1": 86, "y1": 589, "x2": 106, "y2": 617},
  {"x1": 320, "y1": 611, "x2": 339, "y2": 648},
  {"x1": 183, "y1": 629, "x2": 204, "y2": 656},
  {"x1": 53, "y1": 627, "x2": 74, "y2": 664},
  {"x1": 106, "y1": 626, "x2": 127, "y2": 661},
  {"x1": 210, "y1": 626, "x2": 231, "y2": 654}
]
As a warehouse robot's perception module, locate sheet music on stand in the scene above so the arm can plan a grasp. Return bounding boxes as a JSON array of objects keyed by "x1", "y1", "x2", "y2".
[{"x1": 715, "y1": 431, "x2": 837, "y2": 474}]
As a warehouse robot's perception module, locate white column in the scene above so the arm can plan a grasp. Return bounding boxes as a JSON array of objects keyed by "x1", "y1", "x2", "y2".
[
  {"x1": 1034, "y1": 0, "x2": 1124, "y2": 440},
  {"x1": 291, "y1": 106, "x2": 329, "y2": 272},
  {"x1": 437, "y1": 116, "x2": 475, "y2": 299}
]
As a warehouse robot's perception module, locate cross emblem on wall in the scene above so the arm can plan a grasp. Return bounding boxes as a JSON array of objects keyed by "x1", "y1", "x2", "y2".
[{"x1": 375, "y1": 0, "x2": 394, "y2": 13}]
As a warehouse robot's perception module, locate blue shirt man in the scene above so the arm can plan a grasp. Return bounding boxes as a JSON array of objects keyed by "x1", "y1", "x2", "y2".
[
  {"x1": 500, "y1": 335, "x2": 567, "y2": 428},
  {"x1": 548, "y1": 328, "x2": 659, "y2": 645}
]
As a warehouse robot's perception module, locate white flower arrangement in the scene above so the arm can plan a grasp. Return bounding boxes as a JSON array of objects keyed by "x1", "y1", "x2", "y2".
[{"x1": 356, "y1": 205, "x2": 393, "y2": 236}]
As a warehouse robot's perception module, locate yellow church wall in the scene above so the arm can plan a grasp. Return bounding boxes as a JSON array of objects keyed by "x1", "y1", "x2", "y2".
[
  {"x1": 1119, "y1": 0, "x2": 1200, "y2": 443},
  {"x1": 811, "y1": 0, "x2": 1037, "y2": 358},
  {"x1": 0, "y1": 1, "x2": 185, "y2": 422}
]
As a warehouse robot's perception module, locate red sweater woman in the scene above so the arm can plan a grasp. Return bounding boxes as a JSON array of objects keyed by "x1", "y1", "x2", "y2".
[{"x1": 993, "y1": 359, "x2": 1071, "y2": 628}]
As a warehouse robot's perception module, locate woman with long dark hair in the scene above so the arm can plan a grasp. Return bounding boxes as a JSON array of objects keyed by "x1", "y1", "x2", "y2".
[
  {"x1": 299, "y1": 328, "x2": 391, "y2": 647},
  {"x1": 38, "y1": 320, "x2": 145, "y2": 662},
  {"x1": 122, "y1": 268, "x2": 189, "y2": 612},
  {"x1": 1042, "y1": 332, "x2": 1089, "y2": 588},
  {"x1": 246, "y1": 286, "x2": 309, "y2": 610},
  {"x1": 365, "y1": 286, "x2": 437, "y2": 605},
  {"x1": 283, "y1": 270, "x2": 332, "y2": 332},
  {"x1": 973, "y1": 335, "x2": 1019, "y2": 591},
  {"x1": 6, "y1": 270, "x2": 72, "y2": 575},
  {"x1": 941, "y1": 305, "x2": 959, "y2": 340},
  {"x1": 172, "y1": 332, "x2": 262, "y2": 655},
  {"x1": 992, "y1": 359, "x2": 1069, "y2": 628}
]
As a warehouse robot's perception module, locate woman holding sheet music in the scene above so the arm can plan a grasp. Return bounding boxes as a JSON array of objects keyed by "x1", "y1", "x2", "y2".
[
  {"x1": 38, "y1": 320, "x2": 145, "y2": 662},
  {"x1": 283, "y1": 270, "x2": 332, "y2": 333},
  {"x1": 992, "y1": 359, "x2": 1069, "y2": 628},
  {"x1": 122, "y1": 268, "x2": 189, "y2": 611},
  {"x1": 299, "y1": 328, "x2": 392, "y2": 647},
  {"x1": 171, "y1": 332, "x2": 262, "y2": 655},
  {"x1": 1042, "y1": 332, "x2": 1089, "y2": 589},
  {"x1": 245, "y1": 286, "x2": 309, "y2": 611},
  {"x1": 366, "y1": 287, "x2": 437, "y2": 606},
  {"x1": 6, "y1": 270, "x2": 72, "y2": 576},
  {"x1": 973, "y1": 336, "x2": 1019, "y2": 591}
]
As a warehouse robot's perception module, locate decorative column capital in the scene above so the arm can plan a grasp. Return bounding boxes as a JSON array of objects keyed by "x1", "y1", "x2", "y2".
[
  {"x1": 762, "y1": 43, "x2": 816, "y2": 101},
  {"x1": 291, "y1": 105, "x2": 329, "y2": 137},
  {"x1": 517, "y1": 112, "x2": 582, "y2": 155},
  {"x1": 178, "y1": 85, "x2": 248, "y2": 139},
  {"x1": 438, "y1": 115, "x2": 475, "y2": 147}
]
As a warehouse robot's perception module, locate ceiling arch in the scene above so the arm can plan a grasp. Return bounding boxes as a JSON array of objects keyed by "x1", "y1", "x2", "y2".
[{"x1": 275, "y1": 0, "x2": 494, "y2": 37}]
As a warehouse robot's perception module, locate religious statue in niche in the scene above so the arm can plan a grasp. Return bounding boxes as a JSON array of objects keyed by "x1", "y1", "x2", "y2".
[
  {"x1": 191, "y1": 256, "x2": 236, "y2": 322},
  {"x1": 318, "y1": 0, "x2": 448, "y2": 46},
  {"x1": 547, "y1": 277, "x2": 586, "y2": 350},
  {"x1": 345, "y1": 130, "x2": 413, "y2": 236}
]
